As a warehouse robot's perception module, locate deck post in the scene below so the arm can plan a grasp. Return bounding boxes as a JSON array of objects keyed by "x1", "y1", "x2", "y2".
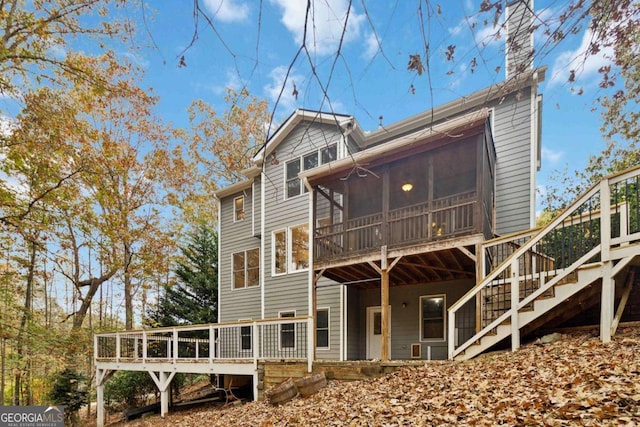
[
  {"x1": 172, "y1": 329, "x2": 178, "y2": 362},
  {"x1": 160, "y1": 372, "x2": 170, "y2": 418},
  {"x1": 475, "y1": 242, "x2": 483, "y2": 333},
  {"x1": 96, "y1": 368, "x2": 105, "y2": 427},
  {"x1": 600, "y1": 179, "x2": 613, "y2": 344},
  {"x1": 307, "y1": 317, "x2": 314, "y2": 372},
  {"x1": 95, "y1": 368, "x2": 112, "y2": 427},
  {"x1": 209, "y1": 325, "x2": 215, "y2": 361},
  {"x1": 142, "y1": 331, "x2": 147, "y2": 361},
  {"x1": 149, "y1": 371, "x2": 176, "y2": 418},
  {"x1": 381, "y1": 246, "x2": 390, "y2": 361},
  {"x1": 510, "y1": 258, "x2": 520, "y2": 352},
  {"x1": 115, "y1": 333, "x2": 120, "y2": 361},
  {"x1": 600, "y1": 261, "x2": 615, "y2": 343}
]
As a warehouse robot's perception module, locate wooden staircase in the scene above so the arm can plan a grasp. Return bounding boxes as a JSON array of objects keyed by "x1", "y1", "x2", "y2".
[
  {"x1": 448, "y1": 166, "x2": 640, "y2": 361},
  {"x1": 458, "y1": 264, "x2": 605, "y2": 360}
]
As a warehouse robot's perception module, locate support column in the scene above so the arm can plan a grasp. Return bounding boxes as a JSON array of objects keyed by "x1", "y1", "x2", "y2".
[
  {"x1": 95, "y1": 368, "x2": 111, "y2": 427},
  {"x1": 600, "y1": 179, "x2": 613, "y2": 344},
  {"x1": 600, "y1": 261, "x2": 615, "y2": 343},
  {"x1": 96, "y1": 370, "x2": 105, "y2": 427},
  {"x1": 381, "y1": 267, "x2": 390, "y2": 361},
  {"x1": 369, "y1": 248, "x2": 401, "y2": 362},
  {"x1": 160, "y1": 372, "x2": 170, "y2": 418},
  {"x1": 148, "y1": 371, "x2": 176, "y2": 419}
]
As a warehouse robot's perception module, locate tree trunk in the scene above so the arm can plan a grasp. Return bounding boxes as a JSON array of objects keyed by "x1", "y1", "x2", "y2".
[
  {"x1": 15, "y1": 239, "x2": 37, "y2": 405},
  {"x1": 72, "y1": 268, "x2": 118, "y2": 330},
  {"x1": 124, "y1": 241, "x2": 134, "y2": 330}
]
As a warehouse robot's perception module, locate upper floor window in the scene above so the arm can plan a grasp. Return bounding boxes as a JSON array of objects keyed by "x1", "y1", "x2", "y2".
[
  {"x1": 234, "y1": 196, "x2": 245, "y2": 222},
  {"x1": 233, "y1": 248, "x2": 259, "y2": 289},
  {"x1": 286, "y1": 144, "x2": 337, "y2": 199},
  {"x1": 420, "y1": 295, "x2": 445, "y2": 341},
  {"x1": 273, "y1": 224, "x2": 309, "y2": 275}
]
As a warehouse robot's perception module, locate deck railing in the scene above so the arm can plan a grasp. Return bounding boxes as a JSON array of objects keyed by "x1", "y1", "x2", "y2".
[
  {"x1": 315, "y1": 191, "x2": 478, "y2": 262},
  {"x1": 448, "y1": 165, "x2": 640, "y2": 359},
  {"x1": 95, "y1": 317, "x2": 313, "y2": 370}
]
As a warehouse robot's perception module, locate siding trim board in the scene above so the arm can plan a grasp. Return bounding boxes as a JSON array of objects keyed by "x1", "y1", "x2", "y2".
[{"x1": 261, "y1": 170, "x2": 266, "y2": 319}]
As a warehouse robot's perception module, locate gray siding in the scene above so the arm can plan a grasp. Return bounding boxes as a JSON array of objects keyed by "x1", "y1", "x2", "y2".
[
  {"x1": 353, "y1": 279, "x2": 473, "y2": 360},
  {"x1": 316, "y1": 279, "x2": 342, "y2": 360},
  {"x1": 262, "y1": 122, "x2": 344, "y2": 319},
  {"x1": 251, "y1": 177, "x2": 262, "y2": 237},
  {"x1": 491, "y1": 87, "x2": 534, "y2": 234},
  {"x1": 347, "y1": 286, "x2": 361, "y2": 360},
  {"x1": 218, "y1": 185, "x2": 261, "y2": 322}
]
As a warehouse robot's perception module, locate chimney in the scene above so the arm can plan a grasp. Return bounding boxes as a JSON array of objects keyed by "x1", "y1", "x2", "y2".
[{"x1": 505, "y1": 0, "x2": 534, "y2": 79}]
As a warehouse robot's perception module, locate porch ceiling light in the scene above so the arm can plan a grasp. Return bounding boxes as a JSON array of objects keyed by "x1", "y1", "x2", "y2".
[{"x1": 401, "y1": 182, "x2": 413, "y2": 192}]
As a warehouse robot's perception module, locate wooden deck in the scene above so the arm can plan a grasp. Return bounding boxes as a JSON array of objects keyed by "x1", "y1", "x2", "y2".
[{"x1": 94, "y1": 318, "x2": 313, "y2": 427}]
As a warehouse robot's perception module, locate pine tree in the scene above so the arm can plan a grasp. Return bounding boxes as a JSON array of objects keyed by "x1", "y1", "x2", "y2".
[{"x1": 149, "y1": 224, "x2": 218, "y2": 326}]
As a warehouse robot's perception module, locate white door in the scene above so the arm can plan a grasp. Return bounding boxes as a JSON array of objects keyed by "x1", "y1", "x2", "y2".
[{"x1": 366, "y1": 306, "x2": 390, "y2": 359}]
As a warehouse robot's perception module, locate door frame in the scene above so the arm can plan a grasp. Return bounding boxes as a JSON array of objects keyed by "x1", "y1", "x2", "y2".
[{"x1": 366, "y1": 306, "x2": 391, "y2": 359}]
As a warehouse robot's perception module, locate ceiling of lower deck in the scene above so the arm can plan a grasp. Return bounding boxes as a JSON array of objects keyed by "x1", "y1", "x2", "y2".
[{"x1": 319, "y1": 246, "x2": 477, "y2": 288}]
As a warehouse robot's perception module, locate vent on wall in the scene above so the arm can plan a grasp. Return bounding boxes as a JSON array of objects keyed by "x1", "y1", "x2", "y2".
[{"x1": 411, "y1": 343, "x2": 421, "y2": 359}]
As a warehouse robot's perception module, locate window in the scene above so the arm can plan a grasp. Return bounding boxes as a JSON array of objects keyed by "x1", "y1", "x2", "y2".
[
  {"x1": 285, "y1": 144, "x2": 337, "y2": 199},
  {"x1": 420, "y1": 295, "x2": 446, "y2": 341},
  {"x1": 232, "y1": 248, "x2": 260, "y2": 288},
  {"x1": 234, "y1": 196, "x2": 245, "y2": 221},
  {"x1": 316, "y1": 308, "x2": 329, "y2": 349},
  {"x1": 286, "y1": 159, "x2": 301, "y2": 198},
  {"x1": 280, "y1": 311, "x2": 295, "y2": 349},
  {"x1": 321, "y1": 145, "x2": 337, "y2": 164},
  {"x1": 240, "y1": 326, "x2": 252, "y2": 351},
  {"x1": 272, "y1": 225, "x2": 308, "y2": 275},
  {"x1": 291, "y1": 224, "x2": 309, "y2": 271},
  {"x1": 274, "y1": 230, "x2": 287, "y2": 274}
]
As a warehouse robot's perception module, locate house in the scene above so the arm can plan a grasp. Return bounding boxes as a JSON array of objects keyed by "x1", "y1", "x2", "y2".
[
  {"x1": 215, "y1": 0, "x2": 542, "y2": 362},
  {"x1": 93, "y1": 1, "x2": 640, "y2": 423}
]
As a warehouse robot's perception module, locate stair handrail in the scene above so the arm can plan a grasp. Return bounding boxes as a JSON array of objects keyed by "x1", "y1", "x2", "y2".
[
  {"x1": 447, "y1": 180, "x2": 600, "y2": 358},
  {"x1": 449, "y1": 164, "x2": 640, "y2": 360},
  {"x1": 452, "y1": 245, "x2": 601, "y2": 358},
  {"x1": 448, "y1": 177, "x2": 602, "y2": 315}
]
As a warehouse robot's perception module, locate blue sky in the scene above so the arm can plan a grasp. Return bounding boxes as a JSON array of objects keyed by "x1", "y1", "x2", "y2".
[{"x1": 114, "y1": 1, "x2": 619, "y2": 207}]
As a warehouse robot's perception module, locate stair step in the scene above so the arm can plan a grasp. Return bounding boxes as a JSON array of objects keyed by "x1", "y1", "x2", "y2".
[{"x1": 455, "y1": 258, "x2": 613, "y2": 361}]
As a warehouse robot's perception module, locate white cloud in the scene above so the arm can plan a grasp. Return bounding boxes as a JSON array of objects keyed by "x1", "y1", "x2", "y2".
[
  {"x1": 263, "y1": 65, "x2": 304, "y2": 112},
  {"x1": 213, "y1": 70, "x2": 244, "y2": 94},
  {"x1": 269, "y1": 0, "x2": 366, "y2": 56},
  {"x1": 448, "y1": 22, "x2": 464, "y2": 37},
  {"x1": 542, "y1": 146, "x2": 563, "y2": 165},
  {"x1": 474, "y1": 20, "x2": 504, "y2": 46},
  {"x1": 547, "y1": 26, "x2": 614, "y2": 87},
  {"x1": 362, "y1": 32, "x2": 379, "y2": 61},
  {"x1": 202, "y1": 0, "x2": 250, "y2": 23}
]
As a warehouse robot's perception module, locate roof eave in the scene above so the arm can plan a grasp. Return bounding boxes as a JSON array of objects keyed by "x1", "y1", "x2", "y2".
[
  {"x1": 365, "y1": 66, "x2": 547, "y2": 146},
  {"x1": 214, "y1": 178, "x2": 254, "y2": 199},
  {"x1": 300, "y1": 108, "x2": 490, "y2": 183},
  {"x1": 253, "y1": 109, "x2": 355, "y2": 165}
]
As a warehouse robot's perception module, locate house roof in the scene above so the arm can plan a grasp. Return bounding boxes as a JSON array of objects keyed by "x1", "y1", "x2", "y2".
[
  {"x1": 252, "y1": 109, "x2": 365, "y2": 166},
  {"x1": 217, "y1": 66, "x2": 545, "y2": 198},
  {"x1": 213, "y1": 167, "x2": 260, "y2": 199},
  {"x1": 363, "y1": 66, "x2": 546, "y2": 147},
  {"x1": 299, "y1": 108, "x2": 490, "y2": 185}
]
